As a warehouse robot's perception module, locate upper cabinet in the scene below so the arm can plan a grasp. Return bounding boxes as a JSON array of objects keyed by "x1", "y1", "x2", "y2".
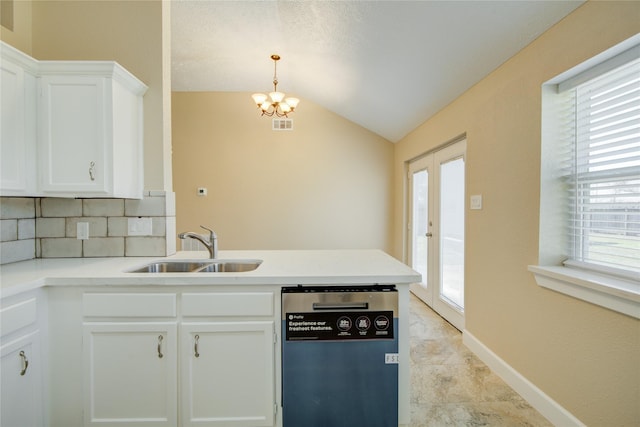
[
  {"x1": 38, "y1": 62, "x2": 147, "y2": 198},
  {"x1": 0, "y1": 42, "x2": 148, "y2": 199},
  {"x1": 0, "y1": 43, "x2": 38, "y2": 196}
]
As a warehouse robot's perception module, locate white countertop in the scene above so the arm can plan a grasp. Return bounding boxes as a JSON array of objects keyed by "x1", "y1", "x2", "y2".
[{"x1": 0, "y1": 250, "x2": 421, "y2": 298}]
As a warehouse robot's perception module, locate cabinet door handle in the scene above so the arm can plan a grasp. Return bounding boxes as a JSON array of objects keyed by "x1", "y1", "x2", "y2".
[
  {"x1": 19, "y1": 351, "x2": 29, "y2": 376},
  {"x1": 194, "y1": 334, "x2": 200, "y2": 358},
  {"x1": 157, "y1": 335, "x2": 164, "y2": 359},
  {"x1": 89, "y1": 161, "x2": 96, "y2": 181}
]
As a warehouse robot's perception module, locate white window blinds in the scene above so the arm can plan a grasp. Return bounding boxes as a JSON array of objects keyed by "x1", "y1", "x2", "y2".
[{"x1": 561, "y1": 56, "x2": 640, "y2": 277}]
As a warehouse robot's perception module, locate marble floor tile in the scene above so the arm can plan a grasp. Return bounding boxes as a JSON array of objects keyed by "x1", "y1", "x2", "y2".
[{"x1": 409, "y1": 294, "x2": 552, "y2": 426}]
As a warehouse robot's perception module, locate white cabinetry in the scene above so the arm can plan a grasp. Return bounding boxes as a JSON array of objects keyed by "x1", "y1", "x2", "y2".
[
  {"x1": 82, "y1": 293, "x2": 178, "y2": 426},
  {"x1": 39, "y1": 62, "x2": 147, "y2": 198},
  {"x1": 0, "y1": 294, "x2": 45, "y2": 427},
  {"x1": 80, "y1": 290, "x2": 277, "y2": 427},
  {"x1": 0, "y1": 41, "x2": 147, "y2": 199},
  {"x1": 181, "y1": 292, "x2": 276, "y2": 427},
  {"x1": 181, "y1": 322, "x2": 275, "y2": 427},
  {"x1": 0, "y1": 42, "x2": 37, "y2": 196}
]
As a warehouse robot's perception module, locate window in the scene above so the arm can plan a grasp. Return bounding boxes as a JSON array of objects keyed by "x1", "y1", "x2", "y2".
[
  {"x1": 566, "y1": 56, "x2": 640, "y2": 276},
  {"x1": 532, "y1": 35, "x2": 640, "y2": 319}
]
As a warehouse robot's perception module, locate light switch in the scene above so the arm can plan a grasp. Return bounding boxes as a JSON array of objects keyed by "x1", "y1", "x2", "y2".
[
  {"x1": 128, "y1": 217, "x2": 153, "y2": 236},
  {"x1": 470, "y1": 195, "x2": 483, "y2": 210}
]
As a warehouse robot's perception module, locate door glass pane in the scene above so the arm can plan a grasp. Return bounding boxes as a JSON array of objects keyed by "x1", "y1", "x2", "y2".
[
  {"x1": 440, "y1": 157, "x2": 465, "y2": 309},
  {"x1": 412, "y1": 169, "x2": 428, "y2": 286}
]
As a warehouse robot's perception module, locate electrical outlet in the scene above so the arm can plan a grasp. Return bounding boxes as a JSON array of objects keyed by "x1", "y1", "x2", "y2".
[
  {"x1": 77, "y1": 222, "x2": 89, "y2": 240},
  {"x1": 128, "y1": 217, "x2": 153, "y2": 236}
]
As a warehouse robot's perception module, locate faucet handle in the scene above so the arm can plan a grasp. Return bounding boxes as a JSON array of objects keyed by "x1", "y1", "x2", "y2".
[{"x1": 199, "y1": 225, "x2": 217, "y2": 238}]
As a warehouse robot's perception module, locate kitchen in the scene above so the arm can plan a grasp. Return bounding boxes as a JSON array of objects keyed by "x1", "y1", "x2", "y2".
[{"x1": 1, "y1": 1, "x2": 639, "y2": 427}]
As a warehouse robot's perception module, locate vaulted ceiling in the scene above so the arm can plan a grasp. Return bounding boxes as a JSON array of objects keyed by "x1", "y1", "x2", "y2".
[{"x1": 171, "y1": 0, "x2": 584, "y2": 142}]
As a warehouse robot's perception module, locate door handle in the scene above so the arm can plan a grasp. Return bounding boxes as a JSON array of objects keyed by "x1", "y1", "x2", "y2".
[
  {"x1": 19, "y1": 351, "x2": 29, "y2": 376},
  {"x1": 88, "y1": 161, "x2": 96, "y2": 181},
  {"x1": 194, "y1": 334, "x2": 200, "y2": 358},
  {"x1": 157, "y1": 335, "x2": 164, "y2": 359},
  {"x1": 425, "y1": 232, "x2": 433, "y2": 237},
  {"x1": 313, "y1": 302, "x2": 369, "y2": 310}
]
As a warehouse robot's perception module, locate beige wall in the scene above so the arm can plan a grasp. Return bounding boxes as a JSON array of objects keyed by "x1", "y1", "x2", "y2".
[
  {"x1": 2, "y1": 0, "x2": 171, "y2": 192},
  {"x1": 393, "y1": 2, "x2": 640, "y2": 425},
  {"x1": 0, "y1": 0, "x2": 32, "y2": 53},
  {"x1": 172, "y1": 92, "x2": 394, "y2": 251}
]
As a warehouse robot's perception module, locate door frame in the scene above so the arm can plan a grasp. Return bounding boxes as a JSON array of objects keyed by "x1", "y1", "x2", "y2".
[{"x1": 405, "y1": 137, "x2": 466, "y2": 331}]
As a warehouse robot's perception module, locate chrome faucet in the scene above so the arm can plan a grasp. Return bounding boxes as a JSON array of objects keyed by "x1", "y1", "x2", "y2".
[{"x1": 178, "y1": 225, "x2": 218, "y2": 259}]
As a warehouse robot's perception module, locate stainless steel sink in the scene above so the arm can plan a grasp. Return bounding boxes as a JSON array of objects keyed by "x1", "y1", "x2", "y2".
[
  {"x1": 126, "y1": 260, "x2": 262, "y2": 273},
  {"x1": 197, "y1": 261, "x2": 262, "y2": 273},
  {"x1": 127, "y1": 261, "x2": 212, "y2": 273}
]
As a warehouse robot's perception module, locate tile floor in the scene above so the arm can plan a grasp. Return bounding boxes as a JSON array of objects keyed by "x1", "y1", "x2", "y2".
[{"x1": 409, "y1": 294, "x2": 553, "y2": 427}]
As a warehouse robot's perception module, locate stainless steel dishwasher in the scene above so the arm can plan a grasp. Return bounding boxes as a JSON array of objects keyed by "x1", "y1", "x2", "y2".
[{"x1": 281, "y1": 285, "x2": 399, "y2": 427}]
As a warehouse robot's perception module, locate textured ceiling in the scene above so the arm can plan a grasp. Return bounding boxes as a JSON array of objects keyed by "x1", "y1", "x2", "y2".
[{"x1": 171, "y1": 0, "x2": 584, "y2": 142}]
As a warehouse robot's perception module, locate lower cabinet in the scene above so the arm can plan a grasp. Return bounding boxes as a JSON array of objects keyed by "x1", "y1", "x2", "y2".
[
  {"x1": 181, "y1": 322, "x2": 275, "y2": 427},
  {"x1": 82, "y1": 322, "x2": 178, "y2": 426},
  {"x1": 0, "y1": 293, "x2": 44, "y2": 427},
  {"x1": 81, "y1": 290, "x2": 277, "y2": 427},
  {"x1": 0, "y1": 331, "x2": 44, "y2": 427}
]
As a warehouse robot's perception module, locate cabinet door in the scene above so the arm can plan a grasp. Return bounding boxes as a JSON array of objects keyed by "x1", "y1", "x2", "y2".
[
  {"x1": 39, "y1": 75, "x2": 108, "y2": 194},
  {"x1": 83, "y1": 322, "x2": 177, "y2": 426},
  {"x1": 0, "y1": 58, "x2": 36, "y2": 195},
  {"x1": 0, "y1": 331, "x2": 44, "y2": 427},
  {"x1": 181, "y1": 322, "x2": 275, "y2": 427}
]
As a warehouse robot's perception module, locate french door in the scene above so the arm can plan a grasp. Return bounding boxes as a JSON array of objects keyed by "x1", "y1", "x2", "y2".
[{"x1": 408, "y1": 140, "x2": 466, "y2": 330}]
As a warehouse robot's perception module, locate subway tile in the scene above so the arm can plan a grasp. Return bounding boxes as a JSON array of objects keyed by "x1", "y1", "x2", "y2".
[
  {"x1": 125, "y1": 237, "x2": 166, "y2": 256},
  {"x1": 83, "y1": 199, "x2": 125, "y2": 217},
  {"x1": 0, "y1": 197, "x2": 35, "y2": 219},
  {"x1": 40, "y1": 238, "x2": 82, "y2": 258},
  {"x1": 125, "y1": 194, "x2": 167, "y2": 217},
  {"x1": 40, "y1": 198, "x2": 82, "y2": 217},
  {"x1": 66, "y1": 217, "x2": 107, "y2": 238},
  {"x1": 36, "y1": 218, "x2": 66, "y2": 238},
  {"x1": 18, "y1": 218, "x2": 35, "y2": 239},
  {"x1": 0, "y1": 239, "x2": 35, "y2": 264},
  {"x1": 151, "y1": 217, "x2": 167, "y2": 236},
  {"x1": 1, "y1": 220, "x2": 18, "y2": 242},
  {"x1": 107, "y1": 217, "x2": 128, "y2": 237},
  {"x1": 83, "y1": 237, "x2": 125, "y2": 257}
]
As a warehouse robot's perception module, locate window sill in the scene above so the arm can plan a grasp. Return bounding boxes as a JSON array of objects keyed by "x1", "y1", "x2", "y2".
[{"x1": 528, "y1": 265, "x2": 639, "y2": 319}]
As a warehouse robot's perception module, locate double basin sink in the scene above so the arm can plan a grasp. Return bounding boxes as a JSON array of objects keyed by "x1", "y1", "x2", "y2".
[{"x1": 127, "y1": 259, "x2": 262, "y2": 273}]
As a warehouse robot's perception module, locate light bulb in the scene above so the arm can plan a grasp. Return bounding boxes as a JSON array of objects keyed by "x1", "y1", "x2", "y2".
[
  {"x1": 269, "y1": 91, "x2": 285, "y2": 103},
  {"x1": 252, "y1": 93, "x2": 267, "y2": 105},
  {"x1": 285, "y1": 97, "x2": 299, "y2": 109},
  {"x1": 260, "y1": 101, "x2": 272, "y2": 112}
]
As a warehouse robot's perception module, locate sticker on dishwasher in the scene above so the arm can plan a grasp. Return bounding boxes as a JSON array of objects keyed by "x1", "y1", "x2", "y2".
[
  {"x1": 385, "y1": 353, "x2": 399, "y2": 364},
  {"x1": 285, "y1": 311, "x2": 395, "y2": 341}
]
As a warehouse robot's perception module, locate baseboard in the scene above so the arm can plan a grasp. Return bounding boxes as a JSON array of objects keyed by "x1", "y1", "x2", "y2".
[{"x1": 462, "y1": 330, "x2": 585, "y2": 427}]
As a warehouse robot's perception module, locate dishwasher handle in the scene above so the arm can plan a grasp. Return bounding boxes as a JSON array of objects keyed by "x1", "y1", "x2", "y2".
[{"x1": 312, "y1": 302, "x2": 369, "y2": 310}]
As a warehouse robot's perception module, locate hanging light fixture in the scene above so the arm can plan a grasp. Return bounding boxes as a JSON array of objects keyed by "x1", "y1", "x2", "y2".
[{"x1": 251, "y1": 54, "x2": 299, "y2": 117}]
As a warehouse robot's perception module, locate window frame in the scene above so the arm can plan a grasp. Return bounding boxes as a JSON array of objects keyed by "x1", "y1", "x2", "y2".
[{"x1": 533, "y1": 34, "x2": 640, "y2": 319}]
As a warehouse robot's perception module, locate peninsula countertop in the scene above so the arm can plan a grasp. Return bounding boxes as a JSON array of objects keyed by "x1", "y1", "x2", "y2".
[{"x1": 0, "y1": 249, "x2": 421, "y2": 298}]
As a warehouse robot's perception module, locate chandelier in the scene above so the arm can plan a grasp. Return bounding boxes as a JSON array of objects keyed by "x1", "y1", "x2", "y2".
[{"x1": 251, "y1": 54, "x2": 299, "y2": 117}]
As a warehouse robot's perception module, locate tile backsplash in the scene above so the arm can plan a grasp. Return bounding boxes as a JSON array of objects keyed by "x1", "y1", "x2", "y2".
[{"x1": 0, "y1": 191, "x2": 176, "y2": 264}]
